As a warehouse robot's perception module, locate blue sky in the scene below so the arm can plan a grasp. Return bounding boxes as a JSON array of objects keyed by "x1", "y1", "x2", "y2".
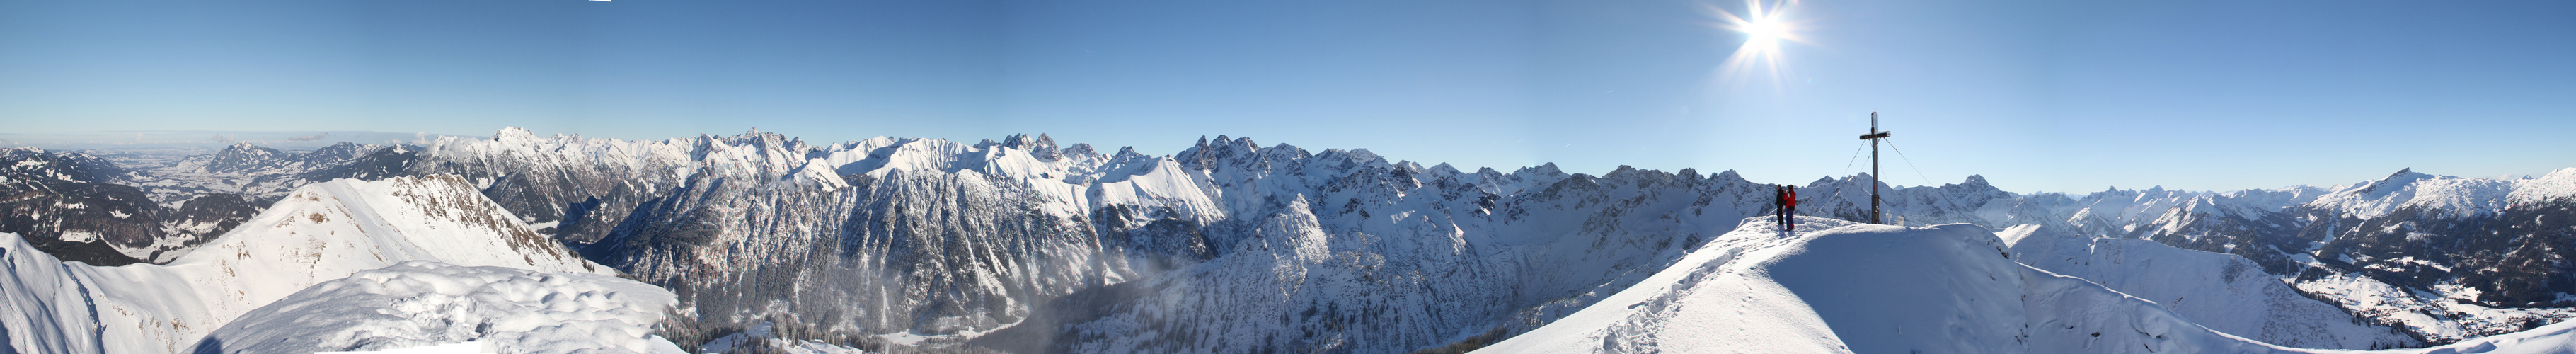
[{"x1": 2, "y1": 0, "x2": 2569, "y2": 192}]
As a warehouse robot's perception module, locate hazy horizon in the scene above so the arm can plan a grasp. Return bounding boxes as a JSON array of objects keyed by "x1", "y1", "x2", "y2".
[{"x1": 5, "y1": 0, "x2": 2569, "y2": 193}]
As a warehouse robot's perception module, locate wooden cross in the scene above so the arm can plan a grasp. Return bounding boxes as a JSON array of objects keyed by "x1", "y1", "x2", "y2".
[{"x1": 1858, "y1": 112, "x2": 1892, "y2": 224}]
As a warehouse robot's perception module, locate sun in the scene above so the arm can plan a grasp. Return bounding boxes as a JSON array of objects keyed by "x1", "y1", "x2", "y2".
[
  {"x1": 1715, "y1": 0, "x2": 1800, "y2": 82},
  {"x1": 1742, "y1": 13, "x2": 1788, "y2": 53}
]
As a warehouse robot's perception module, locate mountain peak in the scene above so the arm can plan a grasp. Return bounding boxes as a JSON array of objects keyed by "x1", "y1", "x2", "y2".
[
  {"x1": 1514, "y1": 162, "x2": 1563, "y2": 177},
  {"x1": 492, "y1": 127, "x2": 544, "y2": 147},
  {"x1": 999, "y1": 133, "x2": 1063, "y2": 161},
  {"x1": 2355, "y1": 167, "x2": 2437, "y2": 195}
]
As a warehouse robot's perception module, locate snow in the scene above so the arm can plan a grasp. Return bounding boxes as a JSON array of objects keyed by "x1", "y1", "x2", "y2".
[
  {"x1": 779, "y1": 341, "x2": 870, "y2": 354},
  {"x1": 2306, "y1": 169, "x2": 2519, "y2": 219},
  {"x1": 29, "y1": 127, "x2": 2564, "y2": 353},
  {"x1": 703, "y1": 321, "x2": 872, "y2": 354},
  {"x1": 1999, "y1": 224, "x2": 2417, "y2": 349},
  {"x1": 1474, "y1": 217, "x2": 2576, "y2": 353},
  {"x1": 0, "y1": 175, "x2": 612, "y2": 353},
  {"x1": 316, "y1": 341, "x2": 493, "y2": 354},
  {"x1": 2509, "y1": 168, "x2": 2576, "y2": 208},
  {"x1": 2410, "y1": 321, "x2": 2576, "y2": 354},
  {"x1": 2290, "y1": 270, "x2": 2576, "y2": 343},
  {"x1": 201, "y1": 261, "x2": 684, "y2": 354},
  {"x1": 55, "y1": 230, "x2": 96, "y2": 243}
]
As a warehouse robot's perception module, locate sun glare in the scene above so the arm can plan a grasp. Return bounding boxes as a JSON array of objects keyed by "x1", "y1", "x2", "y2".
[
  {"x1": 1715, "y1": 0, "x2": 1800, "y2": 84},
  {"x1": 1744, "y1": 15, "x2": 1786, "y2": 52}
]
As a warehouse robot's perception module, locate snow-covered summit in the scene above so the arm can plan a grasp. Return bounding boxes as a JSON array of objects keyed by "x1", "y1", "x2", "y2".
[
  {"x1": 1476, "y1": 219, "x2": 2296, "y2": 353},
  {"x1": 1476, "y1": 217, "x2": 2576, "y2": 353}
]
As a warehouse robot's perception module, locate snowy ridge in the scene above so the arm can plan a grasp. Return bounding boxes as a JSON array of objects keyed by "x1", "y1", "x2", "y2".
[
  {"x1": 1790, "y1": 173, "x2": 2328, "y2": 237},
  {"x1": 1475, "y1": 219, "x2": 2301, "y2": 353},
  {"x1": 2306, "y1": 169, "x2": 2517, "y2": 219},
  {"x1": 2001, "y1": 224, "x2": 2417, "y2": 349},
  {"x1": 2507, "y1": 168, "x2": 2576, "y2": 209},
  {"x1": 200, "y1": 261, "x2": 682, "y2": 354},
  {"x1": 1471, "y1": 217, "x2": 1860, "y2": 354},
  {"x1": 1790, "y1": 169, "x2": 2576, "y2": 343},
  {"x1": 0, "y1": 175, "x2": 609, "y2": 353},
  {"x1": 1476, "y1": 217, "x2": 2576, "y2": 353}
]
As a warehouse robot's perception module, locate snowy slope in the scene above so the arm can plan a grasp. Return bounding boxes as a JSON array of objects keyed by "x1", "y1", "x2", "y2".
[
  {"x1": 1473, "y1": 218, "x2": 2304, "y2": 353},
  {"x1": 199, "y1": 261, "x2": 682, "y2": 354},
  {"x1": 2000, "y1": 224, "x2": 2418, "y2": 349},
  {"x1": 0, "y1": 175, "x2": 609, "y2": 353},
  {"x1": 1469, "y1": 216, "x2": 1861, "y2": 354},
  {"x1": 1793, "y1": 169, "x2": 2576, "y2": 343},
  {"x1": 1476, "y1": 217, "x2": 2576, "y2": 353}
]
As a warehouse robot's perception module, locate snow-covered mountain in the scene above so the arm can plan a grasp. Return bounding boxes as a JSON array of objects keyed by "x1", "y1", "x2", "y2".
[
  {"x1": 322, "y1": 129, "x2": 1785, "y2": 353},
  {"x1": 0, "y1": 175, "x2": 608, "y2": 353},
  {"x1": 8, "y1": 127, "x2": 2573, "y2": 353}
]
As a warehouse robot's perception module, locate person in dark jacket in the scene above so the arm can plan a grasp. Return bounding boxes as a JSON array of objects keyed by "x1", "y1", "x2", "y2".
[
  {"x1": 1783, "y1": 185, "x2": 1798, "y2": 232},
  {"x1": 1773, "y1": 185, "x2": 1790, "y2": 231}
]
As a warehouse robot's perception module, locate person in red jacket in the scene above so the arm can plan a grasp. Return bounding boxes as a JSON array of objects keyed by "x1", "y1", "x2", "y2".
[{"x1": 1783, "y1": 185, "x2": 1798, "y2": 232}]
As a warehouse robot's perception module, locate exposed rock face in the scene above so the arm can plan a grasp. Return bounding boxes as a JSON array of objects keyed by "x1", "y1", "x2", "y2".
[{"x1": 0, "y1": 147, "x2": 159, "y2": 266}]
